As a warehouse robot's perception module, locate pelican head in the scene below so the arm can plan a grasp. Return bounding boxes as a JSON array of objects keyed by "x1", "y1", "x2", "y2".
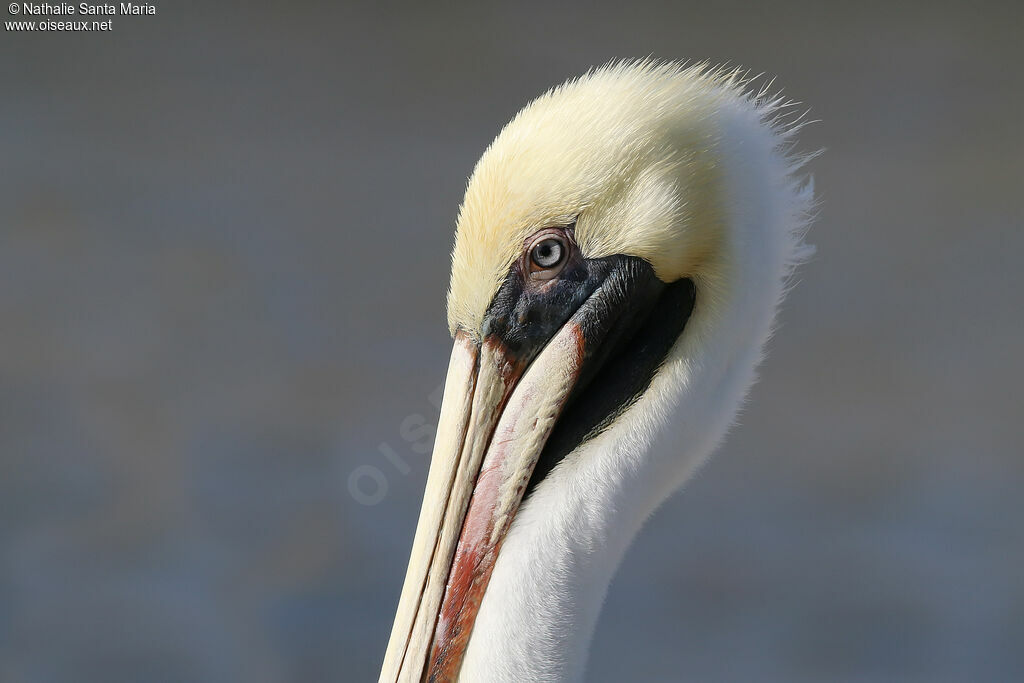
[{"x1": 381, "y1": 60, "x2": 814, "y2": 682}]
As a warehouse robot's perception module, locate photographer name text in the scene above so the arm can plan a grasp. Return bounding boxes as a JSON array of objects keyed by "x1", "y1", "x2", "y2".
[{"x1": 14, "y1": 3, "x2": 155, "y2": 15}]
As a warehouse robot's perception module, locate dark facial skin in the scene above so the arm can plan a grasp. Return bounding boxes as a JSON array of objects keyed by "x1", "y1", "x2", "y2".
[{"x1": 475, "y1": 225, "x2": 697, "y2": 497}]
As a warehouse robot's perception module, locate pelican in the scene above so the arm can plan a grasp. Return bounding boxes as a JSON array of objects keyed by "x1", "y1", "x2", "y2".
[{"x1": 379, "y1": 60, "x2": 815, "y2": 682}]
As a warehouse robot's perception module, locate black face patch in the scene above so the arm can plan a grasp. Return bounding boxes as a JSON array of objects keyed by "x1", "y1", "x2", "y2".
[
  {"x1": 477, "y1": 250, "x2": 696, "y2": 496},
  {"x1": 482, "y1": 246, "x2": 611, "y2": 366},
  {"x1": 527, "y1": 276, "x2": 695, "y2": 494}
]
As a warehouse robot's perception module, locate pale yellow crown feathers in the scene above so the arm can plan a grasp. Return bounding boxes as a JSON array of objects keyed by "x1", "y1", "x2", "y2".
[{"x1": 446, "y1": 60, "x2": 770, "y2": 339}]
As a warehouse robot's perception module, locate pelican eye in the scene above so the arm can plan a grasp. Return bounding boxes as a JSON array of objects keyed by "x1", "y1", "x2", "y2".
[
  {"x1": 532, "y1": 239, "x2": 563, "y2": 268},
  {"x1": 526, "y1": 231, "x2": 570, "y2": 280}
]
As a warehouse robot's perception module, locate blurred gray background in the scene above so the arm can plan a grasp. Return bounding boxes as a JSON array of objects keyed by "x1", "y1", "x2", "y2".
[{"x1": 2, "y1": 1, "x2": 1022, "y2": 681}]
